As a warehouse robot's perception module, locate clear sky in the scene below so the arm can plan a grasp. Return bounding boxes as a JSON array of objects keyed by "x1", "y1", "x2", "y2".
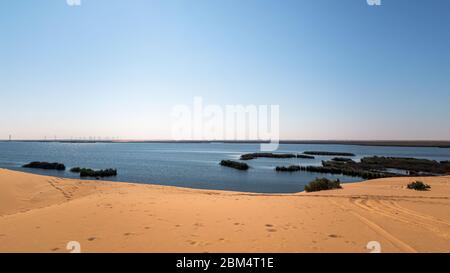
[{"x1": 1, "y1": 0, "x2": 449, "y2": 140}]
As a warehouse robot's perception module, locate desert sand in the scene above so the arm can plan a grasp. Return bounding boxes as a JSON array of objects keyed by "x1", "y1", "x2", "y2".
[{"x1": 0, "y1": 168, "x2": 449, "y2": 253}]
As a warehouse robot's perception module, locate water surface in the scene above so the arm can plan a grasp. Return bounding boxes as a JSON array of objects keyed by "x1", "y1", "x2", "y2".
[{"x1": 0, "y1": 142, "x2": 449, "y2": 193}]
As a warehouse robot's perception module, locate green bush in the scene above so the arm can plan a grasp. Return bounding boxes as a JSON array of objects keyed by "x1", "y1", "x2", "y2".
[
  {"x1": 304, "y1": 178, "x2": 342, "y2": 192},
  {"x1": 407, "y1": 181, "x2": 431, "y2": 191}
]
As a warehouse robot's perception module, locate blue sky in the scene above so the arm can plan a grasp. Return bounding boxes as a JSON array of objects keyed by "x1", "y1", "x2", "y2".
[{"x1": 1, "y1": 0, "x2": 449, "y2": 140}]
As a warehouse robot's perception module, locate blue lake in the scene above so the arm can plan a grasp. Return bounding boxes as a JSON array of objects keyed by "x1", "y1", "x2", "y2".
[{"x1": 1, "y1": 142, "x2": 449, "y2": 193}]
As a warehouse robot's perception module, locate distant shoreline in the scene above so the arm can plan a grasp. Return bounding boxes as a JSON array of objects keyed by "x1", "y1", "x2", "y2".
[{"x1": 1, "y1": 140, "x2": 450, "y2": 148}]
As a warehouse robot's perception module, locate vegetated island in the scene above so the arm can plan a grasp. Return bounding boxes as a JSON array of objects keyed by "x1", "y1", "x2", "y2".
[
  {"x1": 240, "y1": 153, "x2": 315, "y2": 160},
  {"x1": 70, "y1": 167, "x2": 117, "y2": 178},
  {"x1": 240, "y1": 153, "x2": 296, "y2": 160},
  {"x1": 299, "y1": 156, "x2": 450, "y2": 180},
  {"x1": 22, "y1": 162, "x2": 66, "y2": 171},
  {"x1": 275, "y1": 165, "x2": 301, "y2": 172},
  {"x1": 303, "y1": 151, "x2": 356, "y2": 157},
  {"x1": 331, "y1": 157, "x2": 354, "y2": 162},
  {"x1": 220, "y1": 160, "x2": 249, "y2": 171}
]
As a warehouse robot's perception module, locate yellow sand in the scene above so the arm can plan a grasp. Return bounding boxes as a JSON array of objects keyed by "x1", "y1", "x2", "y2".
[{"x1": 0, "y1": 168, "x2": 449, "y2": 253}]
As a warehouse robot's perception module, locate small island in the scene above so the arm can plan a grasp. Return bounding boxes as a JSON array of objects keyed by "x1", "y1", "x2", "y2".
[
  {"x1": 275, "y1": 165, "x2": 301, "y2": 172},
  {"x1": 220, "y1": 160, "x2": 249, "y2": 170},
  {"x1": 22, "y1": 162, "x2": 66, "y2": 171},
  {"x1": 240, "y1": 153, "x2": 297, "y2": 160},
  {"x1": 331, "y1": 157, "x2": 354, "y2": 162},
  {"x1": 70, "y1": 167, "x2": 117, "y2": 178}
]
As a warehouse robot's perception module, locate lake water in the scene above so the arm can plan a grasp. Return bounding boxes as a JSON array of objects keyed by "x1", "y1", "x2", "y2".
[{"x1": 1, "y1": 142, "x2": 449, "y2": 193}]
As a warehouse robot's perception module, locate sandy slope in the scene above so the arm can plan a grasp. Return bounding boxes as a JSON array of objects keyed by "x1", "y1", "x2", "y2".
[{"x1": 0, "y1": 168, "x2": 449, "y2": 253}]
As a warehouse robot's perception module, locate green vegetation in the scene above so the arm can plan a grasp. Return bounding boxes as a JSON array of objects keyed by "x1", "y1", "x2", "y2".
[
  {"x1": 70, "y1": 167, "x2": 117, "y2": 178},
  {"x1": 303, "y1": 151, "x2": 355, "y2": 157},
  {"x1": 220, "y1": 160, "x2": 249, "y2": 171},
  {"x1": 360, "y1": 156, "x2": 450, "y2": 174},
  {"x1": 298, "y1": 156, "x2": 450, "y2": 180},
  {"x1": 407, "y1": 181, "x2": 431, "y2": 191},
  {"x1": 275, "y1": 165, "x2": 301, "y2": 172},
  {"x1": 331, "y1": 157, "x2": 354, "y2": 162},
  {"x1": 304, "y1": 178, "x2": 342, "y2": 192},
  {"x1": 296, "y1": 154, "x2": 315, "y2": 159},
  {"x1": 240, "y1": 153, "x2": 297, "y2": 160},
  {"x1": 70, "y1": 167, "x2": 81, "y2": 173},
  {"x1": 22, "y1": 162, "x2": 66, "y2": 170},
  {"x1": 299, "y1": 165, "x2": 392, "y2": 180}
]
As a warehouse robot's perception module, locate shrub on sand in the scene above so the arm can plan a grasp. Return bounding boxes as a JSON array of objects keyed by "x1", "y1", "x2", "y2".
[
  {"x1": 304, "y1": 178, "x2": 342, "y2": 193},
  {"x1": 407, "y1": 181, "x2": 431, "y2": 191}
]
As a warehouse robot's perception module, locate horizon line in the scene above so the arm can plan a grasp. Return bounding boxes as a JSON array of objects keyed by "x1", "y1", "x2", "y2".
[{"x1": 1, "y1": 139, "x2": 450, "y2": 148}]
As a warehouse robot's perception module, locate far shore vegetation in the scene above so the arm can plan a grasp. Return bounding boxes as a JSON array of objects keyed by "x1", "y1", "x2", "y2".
[
  {"x1": 303, "y1": 151, "x2": 356, "y2": 157},
  {"x1": 240, "y1": 153, "x2": 297, "y2": 160},
  {"x1": 240, "y1": 153, "x2": 315, "y2": 160}
]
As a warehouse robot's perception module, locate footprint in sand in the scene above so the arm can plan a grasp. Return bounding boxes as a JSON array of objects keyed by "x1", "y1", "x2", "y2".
[
  {"x1": 265, "y1": 224, "x2": 277, "y2": 232},
  {"x1": 194, "y1": 222, "x2": 204, "y2": 228}
]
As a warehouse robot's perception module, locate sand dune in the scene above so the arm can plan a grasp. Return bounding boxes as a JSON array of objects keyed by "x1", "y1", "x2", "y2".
[{"x1": 0, "y1": 168, "x2": 449, "y2": 253}]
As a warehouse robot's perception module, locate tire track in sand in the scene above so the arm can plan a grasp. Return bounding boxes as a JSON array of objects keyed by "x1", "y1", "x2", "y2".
[
  {"x1": 330, "y1": 199, "x2": 417, "y2": 253},
  {"x1": 386, "y1": 200, "x2": 450, "y2": 227},
  {"x1": 350, "y1": 198, "x2": 450, "y2": 240}
]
